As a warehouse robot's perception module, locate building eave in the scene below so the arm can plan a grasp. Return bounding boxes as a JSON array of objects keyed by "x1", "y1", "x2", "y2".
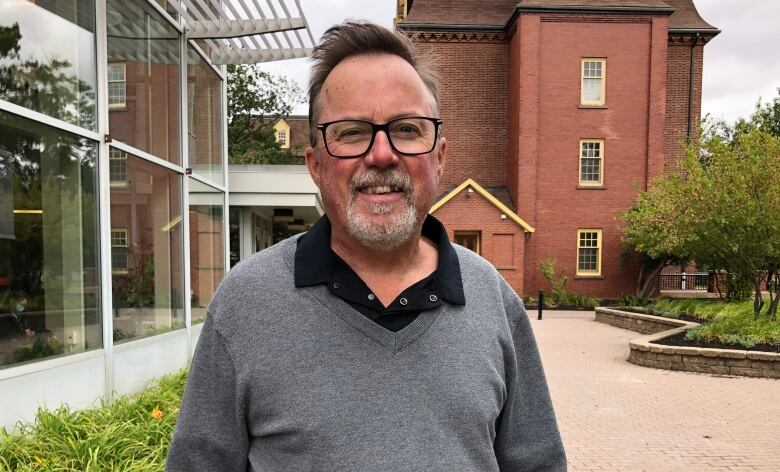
[{"x1": 430, "y1": 178, "x2": 535, "y2": 233}]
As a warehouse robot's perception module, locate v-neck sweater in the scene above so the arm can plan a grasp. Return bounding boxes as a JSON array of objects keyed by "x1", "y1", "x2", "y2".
[{"x1": 167, "y1": 235, "x2": 567, "y2": 472}]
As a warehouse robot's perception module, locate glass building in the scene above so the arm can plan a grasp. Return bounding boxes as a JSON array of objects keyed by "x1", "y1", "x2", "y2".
[{"x1": 0, "y1": 0, "x2": 314, "y2": 429}]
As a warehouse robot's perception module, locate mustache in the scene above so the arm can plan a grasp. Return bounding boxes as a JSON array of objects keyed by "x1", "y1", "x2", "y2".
[{"x1": 349, "y1": 168, "x2": 412, "y2": 194}]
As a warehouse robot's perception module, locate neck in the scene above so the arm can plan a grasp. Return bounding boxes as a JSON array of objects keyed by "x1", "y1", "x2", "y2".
[{"x1": 330, "y1": 225, "x2": 439, "y2": 306}]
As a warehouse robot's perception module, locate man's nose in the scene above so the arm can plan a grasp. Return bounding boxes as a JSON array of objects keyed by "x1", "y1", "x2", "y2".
[{"x1": 363, "y1": 130, "x2": 399, "y2": 168}]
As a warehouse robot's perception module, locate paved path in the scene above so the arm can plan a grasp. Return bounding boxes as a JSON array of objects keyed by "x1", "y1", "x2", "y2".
[{"x1": 530, "y1": 311, "x2": 780, "y2": 472}]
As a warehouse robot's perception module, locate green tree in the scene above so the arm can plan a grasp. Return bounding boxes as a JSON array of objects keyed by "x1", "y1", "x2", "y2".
[
  {"x1": 622, "y1": 125, "x2": 780, "y2": 318},
  {"x1": 227, "y1": 64, "x2": 304, "y2": 165}
]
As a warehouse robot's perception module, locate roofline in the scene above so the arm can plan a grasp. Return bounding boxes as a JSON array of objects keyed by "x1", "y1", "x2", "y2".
[
  {"x1": 397, "y1": 23, "x2": 504, "y2": 32},
  {"x1": 668, "y1": 28, "x2": 721, "y2": 36},
  {"x1": 400, "y1": 4, "x2": 676, "y2": 34},
  {"x1": 429, "y1": 178, "x2": 535, "y2": 233},
  {"x1": 514, "y1": 5, "x2": 673, "y2": 15}
]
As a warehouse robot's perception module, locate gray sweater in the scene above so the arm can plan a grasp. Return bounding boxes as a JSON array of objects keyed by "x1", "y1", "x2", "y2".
[{"x1": 167, "y1": 236, "x2": 566, "y2": 471}]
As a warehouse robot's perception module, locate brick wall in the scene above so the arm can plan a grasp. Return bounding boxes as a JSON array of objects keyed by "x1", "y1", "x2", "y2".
[
  {"x1": 515, "y1": 15, "x2": 666, "y2": 298},
  {"x1": 665, "y1": 37, "x2": 704, "y2": 165},
  {"x1": 432, "y1": 190, "x2": 527, "y2": 295},
  {"x1": 412, "y1": 36, "x2": 509, "y2": 194}
]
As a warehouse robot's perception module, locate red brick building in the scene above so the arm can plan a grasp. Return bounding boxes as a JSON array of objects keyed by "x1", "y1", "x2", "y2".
[{"x1": 397, "y1": 0, "x2": 718, "y2": 298}]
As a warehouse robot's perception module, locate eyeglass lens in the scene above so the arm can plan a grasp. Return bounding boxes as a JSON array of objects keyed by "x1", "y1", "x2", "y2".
[{"x1": 324, "y1": 118, "x2": 437, "y2": 157}]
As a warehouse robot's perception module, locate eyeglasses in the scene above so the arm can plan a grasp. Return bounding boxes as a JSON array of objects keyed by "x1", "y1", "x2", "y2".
[{"x1": 316, "y1": 116, "x2": 443, "y2": 158}]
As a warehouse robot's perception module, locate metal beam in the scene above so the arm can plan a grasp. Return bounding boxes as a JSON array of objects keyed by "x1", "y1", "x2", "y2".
[
  {"x1": 209, "y1": 46, "x2": 312, "y2": 64},
  {"x1": 187, "y1": 17, "x2": 305, "y2": 39}
]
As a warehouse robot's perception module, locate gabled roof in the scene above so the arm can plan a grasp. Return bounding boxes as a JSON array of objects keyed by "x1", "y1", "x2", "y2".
[
  {"x1": 430, "y1": 179, "x2": 535, "y2": 232},
  {"x1": 399, "y1": 0, "x2": 717, "y2": 33}
]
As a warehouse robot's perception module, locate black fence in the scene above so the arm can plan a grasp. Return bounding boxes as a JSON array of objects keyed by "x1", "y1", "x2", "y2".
[{"x1": 659, "y1": 273, "x2": 709, "y2": 291}]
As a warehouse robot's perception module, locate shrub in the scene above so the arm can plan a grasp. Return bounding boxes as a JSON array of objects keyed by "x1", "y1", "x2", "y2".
[{"x1": 0, "y1": 369, "x2": 188, "y2": 471}]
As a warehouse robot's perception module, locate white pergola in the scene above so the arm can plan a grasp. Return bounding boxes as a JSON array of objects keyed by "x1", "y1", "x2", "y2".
[{"x1": 166, "y1": 0, "x2": 316, "y2": 64}]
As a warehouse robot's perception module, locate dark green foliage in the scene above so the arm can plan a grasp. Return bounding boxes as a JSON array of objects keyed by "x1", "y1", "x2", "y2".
[
  {"x1": 8, "y1": 337, "x2": 64, "y2": 364},
  {"x1": 227, "y1": 64, "x2": 304, "y2": 165}
]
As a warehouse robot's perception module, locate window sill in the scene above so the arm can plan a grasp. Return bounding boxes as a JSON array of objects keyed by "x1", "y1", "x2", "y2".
[
  {"x1": 577, "y1": 184, "x2": 606, "y2": 190},
  {"x1": 578, "y1": 104, "x2": 608, "y2": 109},
  {"x1": 575, "y1": 275, "x2": 604, "y2": 279},
  {"x1": 109, "y1": 106, "x2": 128, "y2": 112},
  {"x1": 495, "y1": 265, "x2": 516, "y2": 270}
]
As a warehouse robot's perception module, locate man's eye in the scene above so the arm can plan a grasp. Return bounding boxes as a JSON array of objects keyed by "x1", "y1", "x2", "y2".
[{"x1": 392, "y1": 122, "x2": 423, "y2": 136}]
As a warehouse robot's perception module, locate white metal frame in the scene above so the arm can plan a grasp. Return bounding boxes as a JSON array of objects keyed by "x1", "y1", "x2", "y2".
[{"x1": 0, "y1": 0, "x2": 314, "y2": 418}]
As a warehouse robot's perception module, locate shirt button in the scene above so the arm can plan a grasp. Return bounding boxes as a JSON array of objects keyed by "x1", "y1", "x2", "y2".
[
  {"x1": 333, "y1": 282, "x2": 340, "y2": 289},
  {"x1": 399, "y1": 298, "x2": 408, "y2": 306},
  {"x1": 429, "y1": 294, "x2": 438, "y2": 302},
  {"x1": 367, "y1": 293, "x2": 375, "y2": 301}
]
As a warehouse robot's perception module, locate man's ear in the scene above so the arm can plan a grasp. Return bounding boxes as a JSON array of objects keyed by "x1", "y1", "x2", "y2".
[
  {"x1": 435, "y1": 137, "x2": 447, "y2": 181},
  {"x1": 305, "y1": 146, "x2": 322, "y2": 189}
]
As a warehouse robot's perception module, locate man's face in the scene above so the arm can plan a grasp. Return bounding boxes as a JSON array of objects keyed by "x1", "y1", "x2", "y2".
[{"x1": 305, "y1": 53, "x2": 446, "y2": 250}]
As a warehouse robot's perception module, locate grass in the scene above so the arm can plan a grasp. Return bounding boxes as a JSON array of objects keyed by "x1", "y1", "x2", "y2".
[
  {"x1": 644, "y1": 298, "x2": 780, "y2": 348},
  {"x1": 0, "y1": 369, "x2": 187, "y2": 471}
]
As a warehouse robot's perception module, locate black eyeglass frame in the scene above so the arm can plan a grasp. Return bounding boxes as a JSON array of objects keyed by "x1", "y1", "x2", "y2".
[{"x1": 316, "y1": 116, "x2": 443, "y2": 159}]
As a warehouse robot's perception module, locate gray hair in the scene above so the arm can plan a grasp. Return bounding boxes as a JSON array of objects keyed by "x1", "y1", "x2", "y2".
[{"x1": 307, "y1": 21, "x2": 440, "y2": 145}]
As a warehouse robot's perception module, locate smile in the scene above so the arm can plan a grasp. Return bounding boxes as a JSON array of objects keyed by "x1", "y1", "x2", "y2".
[{"x1": 358, "y1": 185, "x2": 404, "y2": 195}]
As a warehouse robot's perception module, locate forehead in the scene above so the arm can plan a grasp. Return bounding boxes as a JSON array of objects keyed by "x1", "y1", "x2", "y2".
[{"x1": 319, "y1": 53, "x2": 435, "y2": 121}]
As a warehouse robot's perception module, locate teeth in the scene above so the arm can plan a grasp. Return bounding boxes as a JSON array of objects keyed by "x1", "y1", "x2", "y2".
[{"x1": 362, "y1": 185, "x2": 393, "y2": 195}]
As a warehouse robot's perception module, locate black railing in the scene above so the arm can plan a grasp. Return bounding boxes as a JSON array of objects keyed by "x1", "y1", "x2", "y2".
[{"x1": 659, "y1": 273, "x2": 709, "y2": 291}]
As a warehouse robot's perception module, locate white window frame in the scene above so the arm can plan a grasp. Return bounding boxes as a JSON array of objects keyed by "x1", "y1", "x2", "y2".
[
  {"x1": 576, "y1": 229, "x2": 602, "y2": 276},
  {"x1": 111, "y1": 228, "x2": 129, "y2": 274},
  {"x1": 579, "y1": 139, "x2": 604, "y2": 186},
  {"x1": 107, "y1": 62, "x2": 126, "y2": 109},
  {"x1": 108, "y1": 147, "x2": 128, "y2": 185},
  {"x1": 580, "y1": 58, "x2": 606, "y2": 106},
  {"x1": 277, "y1": 129, "x2": 287, "y2": 146}
]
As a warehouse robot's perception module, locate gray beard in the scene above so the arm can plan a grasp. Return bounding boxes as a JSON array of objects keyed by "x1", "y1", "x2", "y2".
[{"x1": 345, "y1": 168, "x2": 419, "y2": 251}]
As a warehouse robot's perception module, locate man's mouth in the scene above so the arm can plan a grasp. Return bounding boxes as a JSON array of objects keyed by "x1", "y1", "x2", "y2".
[{"x1": 358, "y1": 185, "x2": 404, "y2": 195}]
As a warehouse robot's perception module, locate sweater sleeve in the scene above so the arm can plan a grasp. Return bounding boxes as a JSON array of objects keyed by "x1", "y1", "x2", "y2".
[
  {"x1": 494, "y1": 283, "x2": 567, "y2": 471},
  {"x1": 166, "y1": 314, "x2": 248, "y2": 471}
]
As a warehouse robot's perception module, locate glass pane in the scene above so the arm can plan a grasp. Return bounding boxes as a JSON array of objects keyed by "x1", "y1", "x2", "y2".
[
  {"x1": 0, "y1": 0, "x2": 97, "y2": 131},
  {"x1": 188, "y1": 178, "x2": 225, "y2": 323},
  {"x1": 110, "y1": 150, "x2": 184, "y2": 342},
  {"x1": 0, "y1": 110, "x2": 101, "y2": 368},
  {"x1": 229, "y1": 207, "x2": 240, "y2": 268},
  {"x1": 106, "y1": 0, "x2": 180, "y2": 164},
  {"x1": 187, "y1": 46, "x2": 224, "y2": 185},
  {"x1": 582, "y1": 78, "x2": 602, "y2": 102}
]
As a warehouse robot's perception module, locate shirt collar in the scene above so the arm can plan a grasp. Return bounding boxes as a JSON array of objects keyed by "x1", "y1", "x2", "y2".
[{"x1": 294, "y1": 214, "x2": 465, "y2": 306}]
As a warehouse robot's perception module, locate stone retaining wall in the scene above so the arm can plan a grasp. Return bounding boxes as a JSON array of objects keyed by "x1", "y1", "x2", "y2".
[{"x1": 594, "y1": 307, "x2": 780, "y2": 379}]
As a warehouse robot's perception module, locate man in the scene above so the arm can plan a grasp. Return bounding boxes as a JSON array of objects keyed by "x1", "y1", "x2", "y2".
[{"x1": 167, "y1": 21, "x2": 566, "y2": 471}]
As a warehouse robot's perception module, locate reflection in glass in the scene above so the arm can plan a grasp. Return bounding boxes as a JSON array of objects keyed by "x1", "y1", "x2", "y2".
[
  {"x1": 106, "y1": 0, "x2": 180, "y2": 164},
  {"x1": 188, "y1": 179, "x2": 225, "y2": 323},
  {"x1": 0, "y1": 0, "x2": 97, "y2": 130},
  {"x1": 187, "y1": 45, "x2": 224, "y2": 185},
  {"x1": 110, "y1": 150, "x2": 184, "y2": 341},
  {"x1": 0, "y1": 110, "x2": 101, "y2": 368}
]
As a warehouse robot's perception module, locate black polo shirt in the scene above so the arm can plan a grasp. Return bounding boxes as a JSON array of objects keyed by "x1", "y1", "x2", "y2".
[{"x1": 294, "y1": 215, "x2": 465, "y2": 332}]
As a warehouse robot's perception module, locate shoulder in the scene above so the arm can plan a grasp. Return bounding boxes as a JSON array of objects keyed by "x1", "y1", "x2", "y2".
[
  {"x1": 206, "y1": 235, "x2": 300, "y2": 327},
  {"x1": 452, "y1": 244, "x2": 526, "y2": 327}
]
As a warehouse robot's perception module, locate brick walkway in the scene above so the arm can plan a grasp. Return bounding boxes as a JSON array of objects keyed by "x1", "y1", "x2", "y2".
[{"x1": 531, "y1": 311, "x2": 780, "y2": 472}]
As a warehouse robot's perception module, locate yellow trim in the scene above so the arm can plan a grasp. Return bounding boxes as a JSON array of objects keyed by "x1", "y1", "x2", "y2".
[
  {"x1": 579, "y1": 139, "x2": 604, "y2": 186},
  {"x1": 576, "y1": 228, "x2": 602, "y2": 276},
  {"x1": 13, "y1": 209, "x2": 43, "y2": 214},
  {"x1": 429, "y1": 178, "x2": 535, "y2": 232},
  {"x1": 580, "y1": 58, "x2": 606, "y2": 106},
  {"x1": 273, "y1": 119, "x2": 291, "y2": 149}
]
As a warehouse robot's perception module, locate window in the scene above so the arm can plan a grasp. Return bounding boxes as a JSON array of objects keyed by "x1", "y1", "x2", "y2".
[
  {"x1": 581, "y1": 58, "x2": 606, "y2": 106},
  {"x1": 277, "y1": 130, "x2": 287, "y2": 146},
  {"x1": 107, "y1": 63, "x2": 126, "y2": 109},
  {"x1": 577, "y1": 229, "x2": 602, "y2": 276},
  {"x1": 579, "y1": 139, "x2": 604, "y2": 186},
  {"x1": 111, "y1": 229, "x2": 129, "y2": 273},
  {"x1": 109, "y1": 147, "x2": 128, "y2": 183},
  {"x1": 0, "y1": 110, "x2": 102, "y2": 367},
  {"x1": 455, "y1": 231, "x2": 481, "y2": 254}
]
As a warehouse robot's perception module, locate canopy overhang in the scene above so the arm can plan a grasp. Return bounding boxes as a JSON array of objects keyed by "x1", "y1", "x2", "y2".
[{"x1": 167, "y1": 0, "x2": 316, "y2": 65}]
